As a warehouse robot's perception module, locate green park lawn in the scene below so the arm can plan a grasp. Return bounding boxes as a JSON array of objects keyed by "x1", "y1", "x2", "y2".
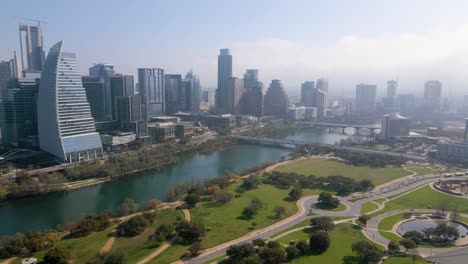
[
  {"x1": 110, "y1": 209, "x2": 184, "y2": 263},
  {"x1": 385, "y1": 185, "x2": 468, "y2": 214},
  {"x1": 275, "y1": 159, "x2": 409, "y2": 186},
  {"x1": 288, "y1": 224, "x2": 382, "y2": 264},
  {"x1": 405, "y1": 164, "x2": 438, "y2": 176},
  {"x1": 12, "y1": 226, "x2": 114, "y2": 264},
  {"x1": 317, "y1": 202, "x2": 347, "y2": 212},
  {"x1": 383, "y1": 255, "x2": 429, "y2": 264},
  {"x1": 153, "y1": 183, "x2": 316, "y2": 263},
  {"x1": 361, "y1": 201, "x2": 380, "y2": 214}
]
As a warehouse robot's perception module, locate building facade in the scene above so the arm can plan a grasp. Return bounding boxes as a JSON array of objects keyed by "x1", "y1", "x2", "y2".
[
  {"x1": 138, "y1": 68, "x2": 165, "y2": 120},
  {"x1": 381, "y1": 113, "x2": 410, "y2": 139},
  {"x1": 19, "y1": 23, "x2": 45, "y2": 73},
  {"x1": 82, "y1": 76, "x2": 107, "y2": 122},
  {"x1": 424, "y1": 80, "x2": 442, "y2": 112},
  {"x1": 241, "y1": 69, "x2": 263, "y2": 117},
  {"x1": 225, "y1": 77, "x2": 244, "y2": 114},
  {"x1": 164, "y1": 74, "x2": 183, "y2": 114},
  {"x1": 355, "y1": 84, "x2": 377, "y2": 114},
  {"x1": 109, "y1": 75, "x2": 134, "y2": 118},
  {"x1": 215, "y1": 49, "x2": 232, "y2": 112},
  {"x1": 264, "y1": 80, "x2": 289, "y2": 118},
  {"x1": 183, "y1": 71, "x2": 201, "y2": 111},
  {"x1": 38, "y1": 41, "x2": 103, "y2": 162},
  {"x1": 89, "y1": 63, "x2": 116, "y2": 119},
  {"x1": 316, "y1": 78, "x2": 328, "y2": 93}
]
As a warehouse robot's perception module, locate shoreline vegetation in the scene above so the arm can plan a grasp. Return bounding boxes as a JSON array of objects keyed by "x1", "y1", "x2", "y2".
[{"x1": 0, "y1": 138, "x2": 236, "y2": 201}]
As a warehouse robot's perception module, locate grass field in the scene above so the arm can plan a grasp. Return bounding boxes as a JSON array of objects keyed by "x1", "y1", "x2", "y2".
[
  {"x1": 275, "y1": 159, "x2": 409, "y2": 186},
  {"x1": 153, "y1": 183, "x2": 308, "y2": 263},
  {"x1": 405, "y1": 164, "x2": 438, "y2": 176},
  {"x1": 110, "y1": 209, "x2": 184, "y2": 263},
  {"x1": 385, "y1": 185, "x2": 468, "y2": 214},
  {"x1": 378, "y1": 214, "x2": 406, "y2": 231},
  {"x1": 289, "y1": 224, "x2": 380, "y2": 264},
  {"x1": 383, "y1": 255, "x2": 429, "y2": 264},
  {"x1": 317, "y1": 202, "x2": 347, "y2": 212},
  {"x1": 361, "y1": 202, "x2": 380, "y2": 214},
  {"x1": 12, "y1": 226, "x2": 114, "y2": 264}
]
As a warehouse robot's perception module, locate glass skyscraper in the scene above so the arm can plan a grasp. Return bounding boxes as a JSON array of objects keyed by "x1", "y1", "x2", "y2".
[
  {"x1": 38, "y1": 41, "x2": 102, "y2": 162},
  {"x1": 138, "y1": 68, "x2": 165, "y2": 120}
]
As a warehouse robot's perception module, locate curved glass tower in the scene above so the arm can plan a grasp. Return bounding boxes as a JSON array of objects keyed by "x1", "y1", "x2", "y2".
[{"x1": 38, "y1": 41, "x2": 103, "y2": 162}]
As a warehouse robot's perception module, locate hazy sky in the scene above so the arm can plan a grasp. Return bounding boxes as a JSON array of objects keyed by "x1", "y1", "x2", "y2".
[{"x1": 2, "y1": 0, "x2": 468, "y2": 97}]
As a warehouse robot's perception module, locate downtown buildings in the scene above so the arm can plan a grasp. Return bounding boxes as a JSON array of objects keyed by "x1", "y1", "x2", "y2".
[
  {"x1": 355, "y1": 84, "x2": 377, "y2": 115},
  {"x1": 300, "y1": 80, "x2": 328, "y2": 118},
  {"x1": 264, "y1": 80, "x2": 290, "y2": 118}
]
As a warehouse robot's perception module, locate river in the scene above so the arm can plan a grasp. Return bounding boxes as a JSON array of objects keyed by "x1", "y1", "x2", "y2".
[{"x1": 0, "y1": 127, "x2": 355, "y2": 236}]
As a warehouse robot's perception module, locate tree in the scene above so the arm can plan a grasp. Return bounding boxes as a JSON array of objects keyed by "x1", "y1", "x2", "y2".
[
  {"x1": 258, "y1": 247, "x2": 287, "y2": 264},
  {"x1": 44, "y1": 247, "x2": 71, "y2": 264},
  {"x1": 310, "y1": 216, "x2": 335, "y2": 233},
  {"x1": 352, "y1": 241, "x2": 384, "y2": 264},
  {"x1": 288, "y1": 186, "x2": 303, "y2": 201},
  {"x1": 295, "y1": 240, "x2": 309, "y2": 254},
  {"x1": 241, "y1": 175, "x2": 260, "y2": 190},
  {"x1": 146, "y1": 199, "x2": 161, "y2": 210},
  {"x1": 317, "y1": 192, "x2": 340, "y2": 209},
  {"x1": 153, "y1": 223, "x2": 175, "y2": 242},
  {"x1": 117, "y1": 215, "x2": 150, "y2": 237},
  {"x1": 403, "y1": 231, "x2": 424, "y2": 244},
  {"x1": 273, "y1": 206, "x2": 286, "y2": 219},
  {"x1": 184, "y1": 193, "x2": 200, "y2": 208},
  {"x1": 226, "y1": 243, "x2": 256, "y2": 262},
  {"x1": 309, "y1": 231, "x2": 330, "y2": 253},
  {"x1": 242, "y1": 206, "x2": 257, "y2": 220},
  {"x1": 104, "y1": 250, "x2": 128, "y2": 264},
  {"x1": 399, "y1": 239, "x2": 417, "y2": 250},
  {"x1": 286, "y1": 245, "x2": 300, "y2": 260},
  {"x1": 358, "y1": 215, "x2": 371, "y2": 226},
  {"x1": 175, "y1": 221, "x2": 206, "y2": 243},
  {"x1": 119, "y1": 198, "x2": 138, "y2": 216},
  {"x1": 213, "y1": 190, "x2": 234, "y2": 204},
  {"x1": 189, "y1": 242, "x2": 202, "y2": 256},
  {"x1": 359, "y1": 179, "x2": 374, "y2": 191},
  {"x1": 387, "y1": 241, "x2": 400, "y2": 254}
]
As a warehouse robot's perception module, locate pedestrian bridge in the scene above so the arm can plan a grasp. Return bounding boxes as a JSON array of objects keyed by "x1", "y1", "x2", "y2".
[{"x1": 298, "y1": 122, "x2": 381, "y2": 136}]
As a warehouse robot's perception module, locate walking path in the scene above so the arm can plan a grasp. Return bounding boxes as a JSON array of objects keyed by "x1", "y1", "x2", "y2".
[{"x1": 137, "y1": 209, "x2": 191, "y2": 264}]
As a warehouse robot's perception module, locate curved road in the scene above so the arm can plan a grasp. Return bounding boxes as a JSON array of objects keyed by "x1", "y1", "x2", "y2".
[{"x1": 178, "y1": 171, "x2": 463, "y2": 264}]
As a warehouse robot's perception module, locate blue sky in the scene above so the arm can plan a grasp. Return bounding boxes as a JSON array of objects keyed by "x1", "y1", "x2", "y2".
[{"x1": 2, "y1": 0, "x2": 468, "y2": 97}]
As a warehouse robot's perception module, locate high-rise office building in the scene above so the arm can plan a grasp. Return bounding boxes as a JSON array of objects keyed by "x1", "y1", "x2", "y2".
[
  {"x1": 165, "y1": 74, "x2": 183, "y2": 114},
  {"x1": 316, "y1": 78, "x2": 328, "y2": 93},
  {"x1": 215, "y1": 49, "x2": 232, "y2": 112},
  {"x1": 387, "y1": 80, "x2": 397, "y2": 98},
  {"x1": 202, "y1": 91, "x2": 215, "y2": 106},
  {"x1": 424, "y1": 80, "x2": 442, "y2": 112},
  {"x1": 115, "y1": 95, "x2": 142, "y2": 122},
  {"x1": 355, "y1": 84, "x2": 377, "y2": 114},
  {"x1": 138, "y1": 68, "x2": 165, "y2": 120},
  {"x1": 110, "y1": 75, "x2": 134, "y2": 118},
  {"x1": 89, "y1": 63, "x2": 116, "y2": 119},
  {"x1": 183, "y1": 71, "x2": 201, "y2": 111},
  {"x1": 301, "y1": 81, "x2": 315, "y2": 105},
  {"x1": 381, "y1": 113, "x2": 410, "y2": 139},
  {"x1": 264, "y1": 80, "x2": 290, "y2": 118},
  {"x1": 241, "y1": 69, "x2": 263, "y2": 117},
  {"x1": 19, "y1": 23, "x2": 45, "y2": 73},
  {"x1": 38, "y1": 41, "x2": 103, "y2": 162},
  {"x1": 0, "y1": 78, "x2": 39, "y2": 147},
  {"x1": 381, "y1": 79, "x2": 398, "y2": 111},
  {"x1": 226, "y1": 77, "x2": 244, "y2": 114},
  {"x1": 82, "y1": 76, "x2": 107, "y2": 122}
]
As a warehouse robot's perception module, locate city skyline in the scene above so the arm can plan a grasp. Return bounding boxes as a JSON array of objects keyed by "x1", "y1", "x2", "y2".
[{"x1": 2, "y1": 1, "x2": 468, "y2": 96}]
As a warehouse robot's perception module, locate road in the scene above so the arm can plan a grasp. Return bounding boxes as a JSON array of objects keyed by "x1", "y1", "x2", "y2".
[
  {"x1": 177, "y1": 171, "x2": 455, "y2": 264},
  {"x1": 176, "y1": 196, "x2": 316, "y2": 264}
]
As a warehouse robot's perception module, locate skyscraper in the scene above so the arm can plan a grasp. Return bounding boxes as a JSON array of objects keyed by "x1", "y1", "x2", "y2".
[
  {"x1": 215, "y1": 49, "x2": 232, "y2": 112},
  {"x1": 241, "y1": 69, "x2": 263, "y2": 117},
  {"x1": 38, "y1": 41, "x2": 103, "y2": 162},
  {"x1": 355, "y1": 84, "x2": 377, "y2": 114},
  {"x1": 110, "y1": 75, "x2": 134, "y2": 118},
  {"x1": 301, "y1": 81, "x2": 315, "y2": 105},
  {"x1": 19, "y1": 23, "x2": 45, "y2": 73},
  {"x1": 82, "y1": 76, "x2": 107, "y2": 122},
  {"x1": 387, "y1": 80, "x2": 397, "y2": 98},
  {"x1": 183, "y1": 70, "x2": 201, "y2": 111},
  {"x1": 226, "y1": 77, "x2": 244, "y2": 114},
  {"x1": 115, "y1": 96, "x2": 142, "y2": 122},
  {"x1": 89, "y1": 63, "x2": 116, "y2": 119},
  {"x1": 316, "y1": 78, "x2": 328, "y2": 93},
  {"x1": 138, "y1": 68, "x2": 165, "y2": 120},
  {"x1": 424, "y1": 80, "x2": 442, "y2": 112},
  {"x1": 0, "y1": 78, "x2": 39, "y2": 147},
  {"x1": 164, "y1": 74, "x2": 183, "y2": 114},
  {"x1": 264, "y1": 80, "x2": 290, "y2": 118}
]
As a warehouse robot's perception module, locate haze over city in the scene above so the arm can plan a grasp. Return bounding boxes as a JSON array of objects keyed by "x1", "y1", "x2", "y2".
[{"x1": 2, "y1": 0, "x2": 468, "y2": 96}]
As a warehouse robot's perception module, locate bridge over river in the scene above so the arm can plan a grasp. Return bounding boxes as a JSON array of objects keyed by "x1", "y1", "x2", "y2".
[
  {"x1": 230, "y1": 135, "x2": 427, "y2": 161},
  {"x1": 298, "y1": 121, "x2": 382, "y2": 135}
]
